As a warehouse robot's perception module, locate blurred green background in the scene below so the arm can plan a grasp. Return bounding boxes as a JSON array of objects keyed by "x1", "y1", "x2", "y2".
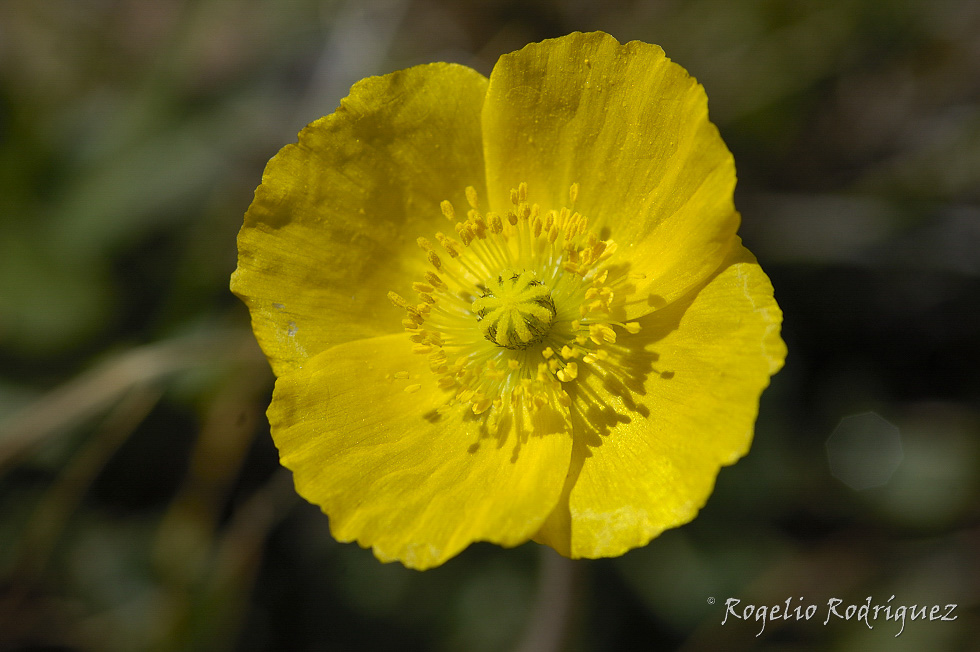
[{"x1": 1, "y1": 0, "x2": 978, "y2": 650}]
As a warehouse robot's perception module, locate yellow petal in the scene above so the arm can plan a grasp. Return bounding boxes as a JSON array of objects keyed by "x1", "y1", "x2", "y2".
[
  {"x1": 232, "y1": 63, "x2": 488, "y2": 376},
  {"x1": 534, "y1": 242, "x2": 786, "y2": 558},
  {"x1": 269, "y1": 334, "x2": 573, "y2": 569},
  {"x1": 482, "y1": 32, "x2": 738, "y2": 317}
]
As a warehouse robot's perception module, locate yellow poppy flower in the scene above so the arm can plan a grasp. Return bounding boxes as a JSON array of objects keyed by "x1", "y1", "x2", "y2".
[{"x1": 232, "y1": 32, "x2": 786, "y2": 570}]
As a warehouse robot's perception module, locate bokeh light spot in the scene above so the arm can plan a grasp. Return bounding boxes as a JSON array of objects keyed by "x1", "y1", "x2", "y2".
[{"x1": 826, "y1": 412, "x2": 903, "y2": 490}]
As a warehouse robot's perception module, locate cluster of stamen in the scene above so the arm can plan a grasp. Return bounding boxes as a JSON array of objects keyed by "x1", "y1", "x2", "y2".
[{"x1": 387, "y1": 182, "x2": 641, "y2": 436}]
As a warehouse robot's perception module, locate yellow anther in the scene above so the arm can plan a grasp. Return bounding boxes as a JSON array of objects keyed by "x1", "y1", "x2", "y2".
[
  {"x1": 424, "y1": 271, "x2": 443, "y2": 287},
  {"x1": 518, "y1": 182, "x2": 528, "y2": 203},
  {"x1": 417, "y1": 237, "x2": 433, "y2": 251},
  {"x1": 488, "y1": 212, "x2": 503, "y2": 234},
  {"x1": 510, "y1": 188, "x2": 519, "y2": 205},
  {"x1": 465, "y1": 186, "x2": 479, "y2": 209},
  {"x1": 438, "y1": 376, "x2": 456, "y2": 389},
  {"x1": 388, "y1": 291, "x2": 410, "y2": 308},
  {"x1": 556, "y1": 362, "x2": 578, "y2": 382},
  {"x1": 404, "y1": 384, "x2": 421, "y2": 394},
  {"x1": 589, "y1": 323, "x2": 617, "y2": 344},
  {"x1": 429, "y1": 348, "x2": 447, "y2": 362},
  {"x1": 441, "y1": 238, "x2": 461, "y2": 258},
  {"x1": 412, "y1": 282, "x2": 434, "y2": 294},
  {"x1": 624, "y1": 322, "x2": 641, "y2": 334},
  {"x1": 427, "y1": 251, "x2": 442, "y2": 269},
  {"x1": 419, "y1": 293, "x2": 436, "y2": 304},
  {"x1": 560, "y1": 345, "x2": 577, "y2": 359},
  {"x1": 440, "y1": 200, "x2": 456, "y2": 220},
  {"x1": 542, "y1": 347, "x2": 554, "y2": 359},
  {"x1": 508, "y1": 359, "x2": 520, "y2": 370},
  {"x1": 472, "y1": 214, "x2": 488, "y2": 235},
  {"x1": 507, "y1": 210, "x2": 518, "y2": 226},
  {"x1": 393, "y1": 371, "x2": 410, "y2": 379},
  {"x1": 412, "y1": 344, "x2": 433, "y2": 354},
  {"x1": 569, "y1": 182, "x2": 579, "y2": 203}
]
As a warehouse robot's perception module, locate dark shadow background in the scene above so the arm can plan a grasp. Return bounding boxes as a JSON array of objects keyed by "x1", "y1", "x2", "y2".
[{"x1": 1, "y1": 1, "x2": 978, "y2": 650}]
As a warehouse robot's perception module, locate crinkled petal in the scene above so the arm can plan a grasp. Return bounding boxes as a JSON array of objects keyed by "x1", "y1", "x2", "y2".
[
  {"x1": 482, "y1": 31, "x2": 738, "y2": 317},
  {"x1": 534, "y1": 243, "x2": 786, "y2": 558},
  {"x1": 269, "y1": 333, "x2": 574, "y2": 569},
  {"x1": 232, "y1": 63, "x2": 488, "y2": 376}
]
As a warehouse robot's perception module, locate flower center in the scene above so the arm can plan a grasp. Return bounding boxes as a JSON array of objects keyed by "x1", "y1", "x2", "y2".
[
  {"x1": 386, "y1": 182, "x2": 640, "y2": 435},
  {"x1": 472, "y1": 271, "x2": 556, "y2": 349}
]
